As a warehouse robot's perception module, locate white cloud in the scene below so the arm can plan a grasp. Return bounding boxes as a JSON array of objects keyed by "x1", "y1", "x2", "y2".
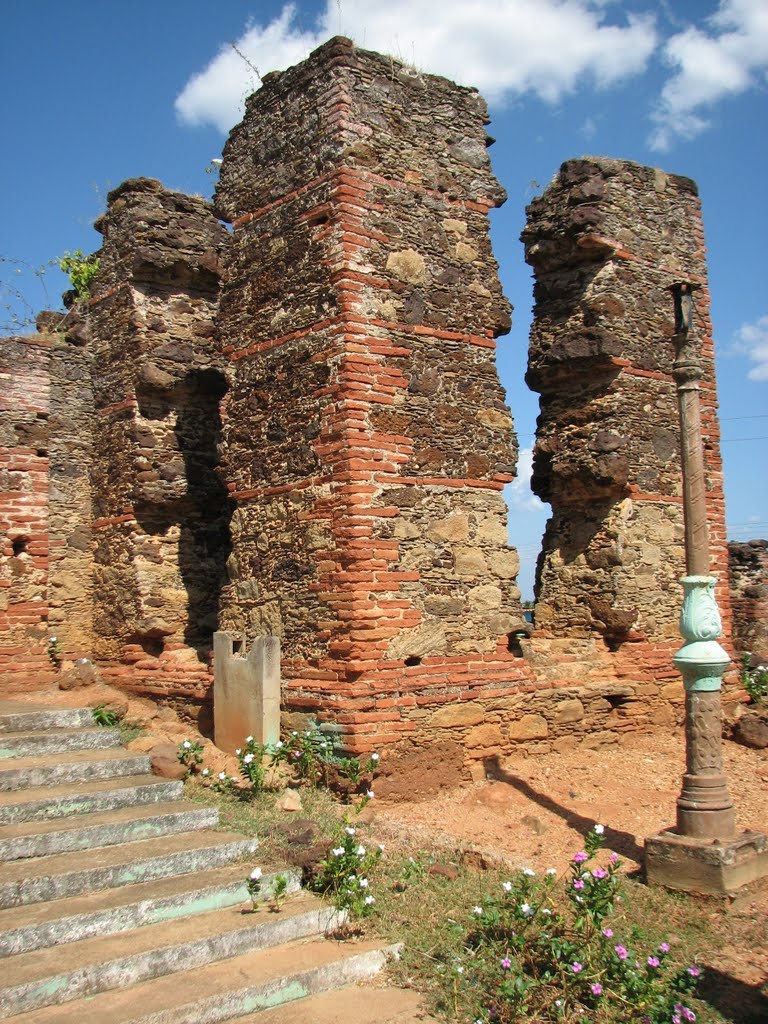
[
  {"x1": 734, "y1": 314, "x2": 768, "y2": 382},
  {"x1": 175, "y1": 1, "x2": 657, "y2": 132},
  {"x1": 506, "y1": 447, "x2": 546, "y2": 513},
  {"x1": 650, "y1": 0, "x2": 768, "y2": 150}
]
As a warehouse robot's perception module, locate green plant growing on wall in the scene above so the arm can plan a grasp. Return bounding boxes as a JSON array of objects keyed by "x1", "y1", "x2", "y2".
[
  {"x1": 741, "y1": 654, "x2": 768, "y2": 704},
  {"x1": 58, "y1": 250, "x2": 100, "y2": 303}
]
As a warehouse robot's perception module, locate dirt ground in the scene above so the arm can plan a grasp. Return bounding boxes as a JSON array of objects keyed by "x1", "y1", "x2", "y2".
[{"x1": 36, "y1": 680, "x2": 768, "y2": 1019}]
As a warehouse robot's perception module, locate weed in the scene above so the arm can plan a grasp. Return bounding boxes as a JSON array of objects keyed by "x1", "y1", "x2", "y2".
[
  {"x1": 177, "y1": 738, "x2": 204, "y2": 777},
  {"x1": 91, "y1": 704, "x2": 120, "y2": 728},
  {"x1": 741, "y1": 654, "x2": 768, "y2": 704}
]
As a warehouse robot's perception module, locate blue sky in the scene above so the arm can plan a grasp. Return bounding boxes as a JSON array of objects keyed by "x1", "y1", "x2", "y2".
[{"x1": 2, "y1": 0, "x2": 766, "y2": 599}]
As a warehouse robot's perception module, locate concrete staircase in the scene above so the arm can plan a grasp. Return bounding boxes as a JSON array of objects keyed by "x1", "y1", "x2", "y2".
[{"x1": 0, "y1": 700, "x2": 401, "y2": 1022}]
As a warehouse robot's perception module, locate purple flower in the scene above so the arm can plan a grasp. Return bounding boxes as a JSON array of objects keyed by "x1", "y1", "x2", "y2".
[
  {"x1": 602, "y1": 928, "x2": 613, "y2": 938},
  {"x1": 572, "y1": 878, "x2": 585, "y2": 890},
  {"x1": 591, "y1": 983, "x2": 603, "y2": 996},
  {"x1": 682, "y1": 1010, "x2": 696, "y2": 1022},
  {"x1": 659, "y1": 942, "x2": 670, "y2": 953},
  {"x1": 609, "y1": 852, "x2": 619, "y2": 863},
  {"x1": 647, "y1": 956, "x2": 660, "y2": 968},
  {"x1": 592, "y1": 867, "x2": 608, "y2": 879},
  {"x1": 572, "y1": 962, "x2": 583, "y2": 974},
  {"x1": 573, "y1": 851, "x2": 588, "y2": 863},
  {"x1": 687, "y1": 965, "x2": 701, "y2": 978},
  {"x1": 615, "y1": 945, "x2": 628, "y2": 960},
  {"x1": 500, "y1": 957, "x2": 512, "y2": 970}
]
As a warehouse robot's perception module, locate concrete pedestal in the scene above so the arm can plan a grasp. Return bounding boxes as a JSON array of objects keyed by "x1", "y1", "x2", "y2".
[{"x1": 645, "y1": 828, "x2": 768, "y2": 897}]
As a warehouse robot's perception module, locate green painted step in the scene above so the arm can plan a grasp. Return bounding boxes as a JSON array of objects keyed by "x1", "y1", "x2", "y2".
[
  {"x1": 0, "y1": 865, "x2": 299, "y2": 957},
  {"x1": 0, "y1": 748, "x2": 151, "y2": 791},
  {"x1": 0, "y1": 830, "x2": 259, "y2": 908},
  {"x1": 0, "y1": 775, "x2": 183, "y2": 825},
  {"x1": 0, "y1": 893, "x2": 338, "y2": 1018},
  {"x1": 0, "y1": 728, "x2": 122, "y2": 760},
  {"x1": 0, "y1": 707, "x2": 94, "y2": 733},
  {"x1": 0, "y1": 800, "x2": 220, "y2": 860},
  {"x1": 4, "y1": 937, "x2": 397, "y2": 1023}
]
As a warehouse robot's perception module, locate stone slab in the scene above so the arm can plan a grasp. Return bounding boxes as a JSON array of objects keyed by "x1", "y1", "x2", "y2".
[{"x1": 645, "y1": 828, "x2": 768, "y2": 896}]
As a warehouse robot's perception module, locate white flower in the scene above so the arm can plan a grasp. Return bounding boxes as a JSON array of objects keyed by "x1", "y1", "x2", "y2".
[
  {"x1": 218, "y1": 771, "x2": 226, "y2": 780},
  {"x1": 201, "y1": 768, "x2": 210, "y2": 776},
  {"x1": 546, "y1": 868, "x2": 557, "y2": 876},
  {"x1": 522, "y1": 868, "x2": 536, "y2": 877},
  {"x1": 541, "y1": 908, "x2": 552, "y2": 916},
  {"x1": 235, "y1": 748, "x2": 241, "y2": 755},
  {"x1": 359, "y1": 877, "x2": 369, "y2": 887},
  {"x1": 245, "y1": 735, "x2": 254, "y2": 743},
  {"x1": 183, "y1": 740, "x2": 191, "y2": 749},
  {"x1": 366, "y1": 789, "x2": 374, "y2": 799},
  {"x1": 275, "y1": 740, "x2": 283, "y2": 749},
  {"x1": 377, "y1": 844, "x2": 385, "y2": 852},
  {"x1": 370, "y1": 752, "x2": 380, "y2": 761},
  {"x1": 250, "y1": 867, "x2": 262, "y2": 880},
  {"x1": 332, "y1": 847, "x2": 345, "y2": 857},
  {"x1": 356, "y1": 845, "x2": 366, "y2": 856},
  {"x1": 364, "y1": 895, "x2": 375, "y2": 905},
  {"x1": 520, "y1": 902, "x2": 534, "y2": 916},
  {"x1": 502, "y1": 881, "x2": 513, "y2": 892},
  {"x1": 345, "y1": 826, "x2": 356, "y2": 835},
  {"x1": 243, "y1": 753, "x2": 254, "y2": 764},
  {"x1": 49, "y1": 636, "x2": 57, "y2": 642},
  {"x1": 473, "y1": 906, "x2": 483, "y2": 916},
  {"x1": 594, "y1": 824, "x2": 605, "y2": 835},
  {"x1": 455, "y1": 965, "x2": 464, "y2": 974}
]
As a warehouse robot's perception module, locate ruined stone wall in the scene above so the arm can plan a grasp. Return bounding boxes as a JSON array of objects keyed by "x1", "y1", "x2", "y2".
[
  {"x1": 85, "y1": 178, "x2": 231, "y2": 697},
  {"x1": 0, "y1": 333, "x2": 53, "y2": 689},
  {"x1": 522, "y1": 158, "x2": 731, "y2": 726},
  {"x1": 729, "y1": 540, "x2": 768, "y2": 662},
  {"x1": 215, "y1": 37, "x2": 534, "y2": 763}
]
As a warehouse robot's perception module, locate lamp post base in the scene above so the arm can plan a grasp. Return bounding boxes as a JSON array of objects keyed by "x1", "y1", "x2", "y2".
[{"x1": 645, "y1": 828, "x2": 768, "y2": 897}]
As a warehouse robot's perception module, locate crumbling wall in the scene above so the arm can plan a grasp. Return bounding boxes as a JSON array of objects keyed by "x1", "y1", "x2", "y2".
[
  {"x1": 0, "y1": 333, "x2": 52, "y2": 688},
  {"x1": 729, "y1": 540, "x2": 768, "y2": 661},
  {"x1": 85, "y1": 178, "x2": 231, "y2": 697},
  {"x1": 215, "y1": 37, "x2": 532, "y2": 761},
  {"x1": 522, "y1": 158, "x2": 731, "y2": 724}
]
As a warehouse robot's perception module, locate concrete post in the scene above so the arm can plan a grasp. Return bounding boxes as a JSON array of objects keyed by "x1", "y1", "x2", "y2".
[{"x1": 213, "y1": 632, "x2": 281, "y2": 753}]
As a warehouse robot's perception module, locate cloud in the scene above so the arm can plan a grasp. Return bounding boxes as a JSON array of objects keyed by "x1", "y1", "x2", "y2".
[
  {"x1": 650, "y1": 0, "x2": 768, "y2": 150},
  {"x1": 175, "y1": 0, "x2": 657, "y2": 132},
  {"x1": 506, "y1": 447, "x2": 546, "y2": 514},
  {"x1": 734, "y1": 314, "x2": 768, "y2": 382}
]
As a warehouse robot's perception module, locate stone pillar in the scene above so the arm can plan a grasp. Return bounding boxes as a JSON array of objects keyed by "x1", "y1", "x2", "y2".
[
  {"x1": 0, "y1": 333, "x2": 52, "y2": 690},
  {"x1": 213, "y1": 632, "x2": 281, "y2": 753},
  {"x1": 87, "y1": 178, "x2": 231, "y2": 699},
  {"x1": 522, "y1": 158, "x2": 731, "y2": 712},
  {"x1": 215, "y1": 37, "x2": 530, "y2": 758}
]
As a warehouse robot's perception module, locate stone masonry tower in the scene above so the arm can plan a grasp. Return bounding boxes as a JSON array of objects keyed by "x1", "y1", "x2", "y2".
[
  {"x1": 523, "y1": 158, "x2": 731, "y2": 704},
  {"x1": 215, "y1": 37, "x2": 531, "y2": 755}
]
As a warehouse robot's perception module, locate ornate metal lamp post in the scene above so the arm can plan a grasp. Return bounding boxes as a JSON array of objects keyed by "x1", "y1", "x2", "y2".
[{"x1": 644, "y1": 283, "x2": 767, "y2": 894}]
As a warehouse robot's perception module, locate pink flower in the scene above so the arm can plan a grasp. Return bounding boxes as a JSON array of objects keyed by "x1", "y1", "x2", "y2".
[
  {"x1": 591, "y1": 983, "x2": 603, "y2": 996},
  {"x1": 602, "y1": 928, "x2": 613, "y2": 938},
  {"x1": 592, "y1": 867, "x2": 608, "y2": 879},
  {"x1": 659, "y1": 942, "x2": 670, "y2": 953},
  {"x1": 647, "y1": 956, "x2": 660, "y2": 968},
  {"x1": 687, "y1": 965, "x2": 701, "y2": 978},
  {"x1": 609, "y1": 852, "x2": 619, "y2": 863},
  {"x1": 615, "y1": 945, "x2": 628, "y2": 960},
  {"x1": 500, "y1": 957, "x2": 512, "y2": 970},
  {"x1": 573, "y1": 851, "x2": 588, "y2": 863},
  {"x1": 572, "y1": 962, "x2": 583, "y2": 974},
  {"x1": 682, "y1": 1010, "x2": 696, "y2": 1022},
  {"x1": 572, "y1": 878, "x2": 585, "y2": 890}
]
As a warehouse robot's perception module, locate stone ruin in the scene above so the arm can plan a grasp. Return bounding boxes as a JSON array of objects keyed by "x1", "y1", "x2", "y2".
[{"x1": 1, "y1": 37, "x2": 762, "y2": 784}]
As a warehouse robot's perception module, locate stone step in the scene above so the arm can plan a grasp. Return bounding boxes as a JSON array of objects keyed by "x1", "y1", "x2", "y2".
[
  {"x1": 0, "y1": 864, "x2": 299, "y2": 958},
  {"x1": 0, "y1": 748, "x2": 151, "y2": 792},
  {"x1": 248, "y1": 986, "x2": 439, "y2": 1024},
  {"x1": 0, "y1": 893, "x2": 339, "y2": 1018},
  {"x1": 0, "y1": 800, "x2": 219, "y2": 861},
  {"x1": 0, "y1": 830, "x2": 259, "y2": 908},
  {"x1": 0, "y1": 728, "x2": 122, "y2": 760},
  {"x1": 5, "y1": 936, "x2": 395, "y2": 1023},
  {"x1": 0, "y1": 706, "x2": 94, "y2": 734},
  {"x1": 0, "y1": 775, "x2": 183, "y2": 825}
]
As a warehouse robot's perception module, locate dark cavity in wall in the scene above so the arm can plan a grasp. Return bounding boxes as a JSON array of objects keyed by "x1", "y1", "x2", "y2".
[{"x1": 134, "y1": 368, "x2": 232, "y2": 659}]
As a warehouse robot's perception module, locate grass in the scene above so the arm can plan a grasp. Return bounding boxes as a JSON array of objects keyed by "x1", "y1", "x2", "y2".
[{"x1": 180, "y1": 778, "x2": 765, "y2": 1023}]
